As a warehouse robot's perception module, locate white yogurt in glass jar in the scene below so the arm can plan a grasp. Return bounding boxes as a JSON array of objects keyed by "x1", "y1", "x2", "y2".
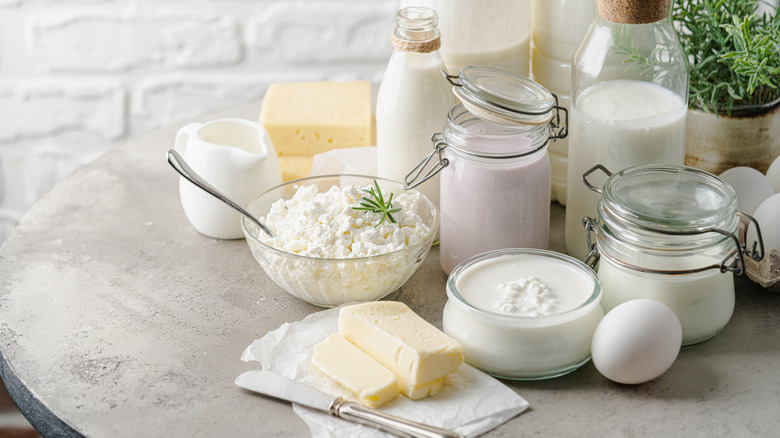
[
  {"x1": 443, "y1": 249, "x2": 603, "y2": 380},
  {"x1": 582, "y1": 165, "x2": 761, "y2": 346},
  {"x1": 598, "y1": 256, "x2": 735, "y2": 345}
]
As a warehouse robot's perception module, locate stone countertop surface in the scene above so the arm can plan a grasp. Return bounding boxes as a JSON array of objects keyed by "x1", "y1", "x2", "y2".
[{"x1": 1, "y1": 102, "x2": 779, "y2": 438}]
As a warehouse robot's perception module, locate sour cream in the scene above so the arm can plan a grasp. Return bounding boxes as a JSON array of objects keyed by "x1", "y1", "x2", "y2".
[{"x1": 443, "y1": 249, "x2": 603, "y2": 380}]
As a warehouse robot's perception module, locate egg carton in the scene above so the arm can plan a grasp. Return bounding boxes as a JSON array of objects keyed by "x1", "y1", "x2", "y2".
[{"x1": 745, "y1": 249, "x2": 780, "y2": 293}]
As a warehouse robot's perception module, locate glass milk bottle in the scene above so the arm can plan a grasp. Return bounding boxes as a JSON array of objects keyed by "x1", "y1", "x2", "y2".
[
  {"x1": 376, "y1": 7, "x2": 455, "y2": 210},
  {"x1": 564, "y1": 0, "x2": 689, "y2": 260},
  {"x1": 531, "y1": 0, "x2": 595, "y2": 205},
  {"x1": 399, "y1": 0, "x2": 531, "y2": 76}
]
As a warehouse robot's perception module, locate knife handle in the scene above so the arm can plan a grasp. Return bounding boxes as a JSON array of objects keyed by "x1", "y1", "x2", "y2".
[{"x1": 332, "y1": 398, "x2": 464, "y2": 438}]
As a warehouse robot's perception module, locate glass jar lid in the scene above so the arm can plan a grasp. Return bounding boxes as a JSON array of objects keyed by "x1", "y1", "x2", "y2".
[
  {"x1": 602, "y1": 165, "x2": 737, "y2": 233},
  {"x1": 447, "y1": 65, "x2": 556, "y2": 126}
]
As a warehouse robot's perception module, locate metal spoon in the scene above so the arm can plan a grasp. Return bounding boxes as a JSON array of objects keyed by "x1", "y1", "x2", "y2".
[{"x1": 167, "y1": 149, "x2": 274, "y2": 238}]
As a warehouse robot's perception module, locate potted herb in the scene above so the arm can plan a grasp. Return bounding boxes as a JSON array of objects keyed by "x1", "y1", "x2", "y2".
[{"x1": 673, "y1": 0, "x2": 780, "y2": 174}]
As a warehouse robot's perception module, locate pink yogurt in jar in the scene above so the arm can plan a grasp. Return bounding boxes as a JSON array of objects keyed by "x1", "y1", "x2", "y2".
[{"x1": 438, "y1": 104, "x2": 552, "y2": 273}]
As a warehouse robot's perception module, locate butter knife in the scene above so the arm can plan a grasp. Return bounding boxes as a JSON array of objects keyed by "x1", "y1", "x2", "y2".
[{"x1": 235, "y1": 370, "x2": 463, "y2": 438}]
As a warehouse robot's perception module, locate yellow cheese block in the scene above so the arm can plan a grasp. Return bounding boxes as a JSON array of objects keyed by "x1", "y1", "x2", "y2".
[
  {"x1": 259, "y1": 81, "x2": 375, "y2": 157},
  {"x1": 278, "y1": 156, "x2": 314, "y2": 182},
  {"x1": 312, "y1": 334, "x2": 400, "y2": 408},
  {"x1": 339, "y1": 302, "x2": 464, "y2": 400}
]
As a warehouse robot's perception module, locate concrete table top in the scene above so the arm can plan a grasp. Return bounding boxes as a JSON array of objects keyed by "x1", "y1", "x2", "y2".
[{"x1": 1, "y1": 102, "x2": 779, "y2": 438}]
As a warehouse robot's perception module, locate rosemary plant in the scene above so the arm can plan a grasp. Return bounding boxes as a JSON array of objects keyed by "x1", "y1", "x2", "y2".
[{"x1": 673, "y1": 0, "x2": 780, "y2": 113}]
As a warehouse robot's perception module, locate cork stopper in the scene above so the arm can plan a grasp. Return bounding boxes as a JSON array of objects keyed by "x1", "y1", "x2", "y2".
[{"x1": 598, "y1": 0, "x2": 670, "y2": 24}]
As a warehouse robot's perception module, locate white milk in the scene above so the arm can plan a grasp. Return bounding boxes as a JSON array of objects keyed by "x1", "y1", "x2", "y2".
[
  {"x1": 565, "y1": 80, "x2": 687, "y2": 260},
  {"x1": 376, "y1": 50, "x2": 454, "y2": 209},
  {"x1": 531, "y1": 0, "x2": 595, "y2": 205},
  {"x1": 443, "y1": 251, "x2": 603, "y2": 379},
  {"x1": 598, "y1": 256, "x2": 735, "y2": 346},
  {"x1": 400, "y1": 0, "x2": 531, "y2": 75}
]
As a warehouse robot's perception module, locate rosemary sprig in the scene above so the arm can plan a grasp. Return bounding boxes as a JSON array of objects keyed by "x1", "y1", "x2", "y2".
[{"x1": 353, "y1": 180, "x2": 402, "y2": 227}]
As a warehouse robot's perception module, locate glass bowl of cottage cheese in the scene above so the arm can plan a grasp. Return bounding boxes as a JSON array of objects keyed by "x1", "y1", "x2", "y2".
[{"x1": 241, "y1": 175, "x2": 438, "y2": 308}]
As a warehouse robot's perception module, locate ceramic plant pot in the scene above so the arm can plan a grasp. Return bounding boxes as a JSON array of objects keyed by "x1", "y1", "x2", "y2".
[{"x1": 685, "y1": 98, "x2": 780, "y2": 175}]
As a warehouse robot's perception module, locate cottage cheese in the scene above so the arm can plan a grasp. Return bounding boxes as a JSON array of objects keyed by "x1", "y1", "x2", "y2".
[
  {"x1": 251, "y1": 183, "x2": 435, "y2": 307},
  {"x1": 259, "y1": 184, "x2": 430, "y2": 257},
  {"x1": 495, "y1": 277, "x2": 559, "y2": 316}
]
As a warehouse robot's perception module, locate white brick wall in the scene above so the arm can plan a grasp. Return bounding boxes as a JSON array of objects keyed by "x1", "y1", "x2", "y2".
[{"x1": 0, "y1": 0, "x2": 396, "y2": 244}]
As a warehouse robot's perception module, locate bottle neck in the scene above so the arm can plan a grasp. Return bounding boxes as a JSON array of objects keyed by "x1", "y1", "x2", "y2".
[{"x1": 392, "y1": 7, "x2": 441, "y2": 53}]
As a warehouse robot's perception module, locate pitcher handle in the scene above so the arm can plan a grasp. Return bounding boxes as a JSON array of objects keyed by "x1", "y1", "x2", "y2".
[{"x1": 174, "y1": 122, "x2": 202, "y2": 154}]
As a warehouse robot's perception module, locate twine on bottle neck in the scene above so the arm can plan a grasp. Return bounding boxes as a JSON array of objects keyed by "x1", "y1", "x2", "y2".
[{"x1": 391, "y1": 34, "x2": 441, "y2": 53}]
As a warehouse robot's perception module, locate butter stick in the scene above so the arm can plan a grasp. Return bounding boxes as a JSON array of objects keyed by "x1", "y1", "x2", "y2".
[
  {"x1": 339, "y1": 301, "x2": 464, "y2": 400},
  {"x1": 312, "y1": 334, "x2": 400, "y2": 408}
]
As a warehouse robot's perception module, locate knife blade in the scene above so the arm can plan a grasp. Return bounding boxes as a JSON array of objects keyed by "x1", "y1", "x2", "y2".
[{"x1": 235, "y1": 370, "x2": 463, "y2": 438}]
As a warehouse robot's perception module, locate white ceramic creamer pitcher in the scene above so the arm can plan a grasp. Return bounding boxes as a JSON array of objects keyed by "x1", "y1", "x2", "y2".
[{"x1": 174, "y1": 118, "x2": 282, "y2": 239}]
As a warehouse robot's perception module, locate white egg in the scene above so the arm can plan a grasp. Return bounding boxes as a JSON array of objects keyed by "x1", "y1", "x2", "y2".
[
  {"x1": 719, "y1": 166, "x2": 774, "y2": 215},
  {"x1": 591, "y1": 299, "x2": 681, "y2": 385},
  {"x1": 766, "y1": 155, "x2": 780, "y2": 194},
  {"x1": 746, "y1": 193, "x2": 780, "y2": 254}
]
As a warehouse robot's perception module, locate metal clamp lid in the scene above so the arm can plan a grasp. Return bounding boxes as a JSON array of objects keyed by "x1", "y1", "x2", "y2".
[
  {"x1": 442, "y1": 66, "x2": 568, "y2": 138},
  {"x1": 583, "y1": 215, "x2": 764, "y2": 276},
  {"x1": 581, "y1": 164, "x2": 766, "y2": 276}
]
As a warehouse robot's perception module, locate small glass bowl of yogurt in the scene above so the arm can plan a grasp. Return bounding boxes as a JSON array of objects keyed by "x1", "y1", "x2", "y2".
[
  {"x1": 443, "y1": 248, "x2": 603, "y2": 380},
  {"x1": 242, "y1": 175, "x2": 438, "y2": 308}
]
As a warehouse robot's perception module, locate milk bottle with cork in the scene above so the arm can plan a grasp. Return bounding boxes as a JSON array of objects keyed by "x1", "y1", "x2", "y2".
[
  {"x1": 531, "y1": 0, "x2": 595, "y2": 205},
  {"x1": 399, "y1": 0, "x2": 532, "y2": 75},
  {"x1": 376, "y1": 7, "x2": 454, "y2": 210},
  {"x1": 565, "y1": 0, "x2": 688, "y2": 260}
]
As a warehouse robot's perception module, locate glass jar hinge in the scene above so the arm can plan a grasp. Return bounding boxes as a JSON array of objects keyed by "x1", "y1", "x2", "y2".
[
  {"x1": 443, "y1": 70, "x2": 460, "y2": 87},
  {"x1": 583, "y1": 216, "x2": 600, "y2": 269},
  {"x1": 737, "y1": 211, "x2": 766, "y2": 265},
  {"x1": 404, "y1": 132, "x2": 449, "y2": 190},
  {"x1": 549, "y1": 94, "x2": 568, "y2": 141}
]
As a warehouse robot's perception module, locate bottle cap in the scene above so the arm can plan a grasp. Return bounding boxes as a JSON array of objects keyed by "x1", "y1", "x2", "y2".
[{"x1": 597, "y1": 0, "x2": 670, "y2": 24}]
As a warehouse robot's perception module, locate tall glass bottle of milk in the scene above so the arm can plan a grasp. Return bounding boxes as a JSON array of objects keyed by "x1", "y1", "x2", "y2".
[
  {"x1": 376, "y1": 6, "x2": 454, "y2": 210},
  {"x1": 531, "y1": 0, "x2": 595, "y2": 205},
  {"x1": 564, "y1": 0, "x2": 688, "y2": 260},
  {"x1": 399, "y1": 0, "x2": 531, "y2": 76}
]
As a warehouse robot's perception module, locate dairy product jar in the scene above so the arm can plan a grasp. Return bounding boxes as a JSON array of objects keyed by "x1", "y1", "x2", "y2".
[
  {"x1": 443, "y1": 248, "x2": 603, "y2": 380},
  {"x1": 565, "y1": 0, "x2": 689, "y2": 260},
  {"x1": 405, "y1": 66, "x2": 568, "y2": 274},
  {"x1": 581, "y1": 164, "x2": 765, "y2": 346}
]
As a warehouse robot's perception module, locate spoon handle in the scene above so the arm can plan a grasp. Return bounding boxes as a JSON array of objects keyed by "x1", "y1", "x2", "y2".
[{"x1": 167, "y1": 149, "x2": 274, "y2": 238}]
